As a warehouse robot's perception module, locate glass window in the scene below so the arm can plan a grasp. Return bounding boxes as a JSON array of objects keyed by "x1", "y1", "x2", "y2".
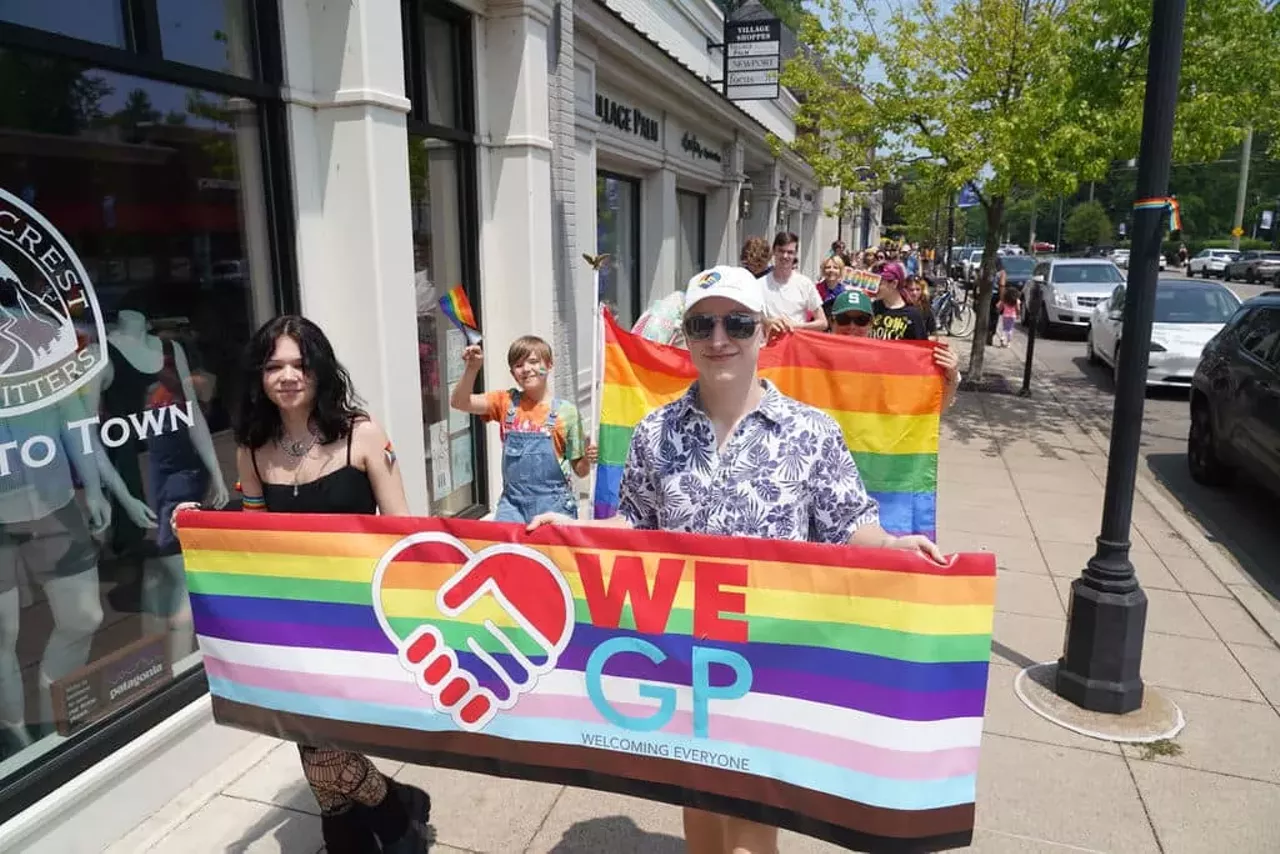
[
  {"x1": 676, "y1": 191, "x2": 705, "y2": 288},
  {"x1": 0, "y1": 1, "x2": 126, "y2": 47},
  {"x1": 420, "y1": 11, "x2": 458, "y2": 127},
  {"x1": 0, "y1": 51, "x2": 273, "y2": 783},
  {"x1": 1241, "y1": 308, "x2": 1280, "y2": 363},
  {"x1": 156, "y1": 0, "x2": 255, "y2": 76},
  {"x1": 409, "y1": 135, "x2": 479, "y2": 515},
  {"x1": 596, "y1": 173, "x2": 640, "y2": 326}
]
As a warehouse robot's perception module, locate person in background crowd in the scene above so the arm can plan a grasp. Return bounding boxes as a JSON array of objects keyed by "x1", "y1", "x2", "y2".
[
  {"x1": 902, "y1": 276, "x2": 938, "y2": 339},
  {"x1": 740, "y1": 236, "x2": 772, "y2": 278},
  {"x1": 451, "y1": 336, "x2": 596, "y2": 523},
  {"x1": 172, "y1": 316, "x2": 430, "y2": 854},
  {"x1": 762, "y1": 231, "x2": 829, "y2": 332},
  {"x1": 633, "y1": 290, "x2": 688, "y2": 348},
  {"x1": 1178, "y1": 242, "x2": 1189, "y2": 273},
  {"x1": 871, "y1": 266, "x2": 929, "y2": 341},
  {"x1": 817, "y1": 255, "x2": 848, "y2": 322},
  {"x1": 905, "y1": 246, "x2": 920, "y2": 277},
  {"x1": 997, "y1": 286, "x2": 1021, "y2": 347},
  {"x1": 985, "y1": 255, "x2": 1007, "y2": 347},
  {"x1": 527, "y1": 264, "x2": 945, "y2": 854}
]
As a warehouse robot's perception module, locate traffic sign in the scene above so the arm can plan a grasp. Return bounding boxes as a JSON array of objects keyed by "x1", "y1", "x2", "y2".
[
  {"x1": 1232, "y1": 226, "x2": 1245, "y2": 238},
  {"x1": 724, "y1": 19, "x2": 781, "y2": 101}
]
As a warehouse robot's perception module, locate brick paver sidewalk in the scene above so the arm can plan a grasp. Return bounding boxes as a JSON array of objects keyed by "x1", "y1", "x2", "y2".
[{"x1": 107, "y1": 346, "x2": 1280, "y2": 854}]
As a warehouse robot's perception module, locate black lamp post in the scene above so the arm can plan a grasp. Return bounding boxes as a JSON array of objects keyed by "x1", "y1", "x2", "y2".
[{"x1": 1056, "y1": 0, "x2": 1186, "y2": 714}]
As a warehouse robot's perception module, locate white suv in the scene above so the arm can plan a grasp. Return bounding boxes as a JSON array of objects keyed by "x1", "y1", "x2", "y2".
[
  {"x1": 1024, "y1": 258, "x2": 1125, "y2": 337},
  {"x1": 1188, "y1": 248, "x2": 1239, "y2": 278}
]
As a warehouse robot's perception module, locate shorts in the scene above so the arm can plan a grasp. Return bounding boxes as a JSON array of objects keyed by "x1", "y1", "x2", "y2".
[
  {"x1": 151, "y1": 467, "x2": 209, "y2": 557},
  {"x1": 0, "y1": 502, "x2": 99, "y2": 594}
]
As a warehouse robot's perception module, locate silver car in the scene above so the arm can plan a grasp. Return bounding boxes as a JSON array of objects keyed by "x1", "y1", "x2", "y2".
[{"x1": 1024, "y1": 258, "x2": 1125, "y2": 336}]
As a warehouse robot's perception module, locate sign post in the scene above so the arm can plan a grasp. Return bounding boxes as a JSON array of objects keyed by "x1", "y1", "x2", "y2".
[{"x1": 722, "y1": 19, "x2": 781, "y2": 101}]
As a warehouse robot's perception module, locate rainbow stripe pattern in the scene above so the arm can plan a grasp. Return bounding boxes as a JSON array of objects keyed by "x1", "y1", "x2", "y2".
[
  {"x1": 438, "y1": 284, "x2": 481, "y2": 342},
  {"x1": 594, "y1": 312, "x2": 943, "y2": 539},
  {"x1": 178, "y1": 512, "x2": 995, "y2": 850}
]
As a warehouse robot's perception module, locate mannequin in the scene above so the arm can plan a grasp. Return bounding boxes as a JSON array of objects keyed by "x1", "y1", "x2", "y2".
[
  {"x1": 97, "y1": 310, "x2": 228, "y2": 664},
  {"x1": 0, "y1": 389, "x2": 154, "y2": 752}
]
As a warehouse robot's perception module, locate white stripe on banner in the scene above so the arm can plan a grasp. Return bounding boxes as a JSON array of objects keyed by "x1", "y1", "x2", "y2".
[{"x1": 197, "y1": 636, "x2": 982, "y2": 752}]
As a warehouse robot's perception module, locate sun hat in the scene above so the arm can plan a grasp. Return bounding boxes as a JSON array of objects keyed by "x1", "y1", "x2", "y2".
[{"x1": 684, "y1": 265, "x2": 765, "y2": 314}]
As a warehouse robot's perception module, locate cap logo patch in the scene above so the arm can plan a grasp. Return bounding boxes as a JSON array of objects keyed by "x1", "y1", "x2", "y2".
[{"x1": 695, "y1": 271, "x2": 722, "y2": 289}]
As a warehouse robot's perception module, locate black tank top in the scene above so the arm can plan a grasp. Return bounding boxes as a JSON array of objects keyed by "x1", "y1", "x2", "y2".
[{"x1": 254, "y1": 430, "x2": 377, "y2": 515}]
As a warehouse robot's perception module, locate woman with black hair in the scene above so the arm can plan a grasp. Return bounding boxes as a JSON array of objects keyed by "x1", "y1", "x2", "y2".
[{"x1": 173, "y1": 315, "x2": 429, "y2": 853}]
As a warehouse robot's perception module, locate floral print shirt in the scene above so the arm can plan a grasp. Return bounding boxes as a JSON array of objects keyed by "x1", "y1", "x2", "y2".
[{"x1": 618, "y1": 380, "x2": 880, "y2": 542}]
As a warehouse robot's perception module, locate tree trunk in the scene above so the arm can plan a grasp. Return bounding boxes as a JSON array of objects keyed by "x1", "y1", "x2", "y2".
[{"x1": 967, "y1": 196, "x2": 1006, "y2": 381}]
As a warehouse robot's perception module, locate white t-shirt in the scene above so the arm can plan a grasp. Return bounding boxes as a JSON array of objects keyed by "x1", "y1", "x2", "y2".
[{"x1": 762, "y1": 271, "x2": 822, "y2": 323}]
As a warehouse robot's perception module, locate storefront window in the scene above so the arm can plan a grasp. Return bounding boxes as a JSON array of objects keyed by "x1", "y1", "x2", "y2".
[
  {"x1": 0, "y1": 1, "x2": 126, "y2": 48},
  {"x1": 156, "y1": 0, "x2": 254, "y2": 77},
  {"x1": 0, "y1": 51, "x2": 273, "y2": 783},
  {"x1": 596, "y1": 173, "x2": 640, "y2": 326},
  {"x1": 677, "y1": 190, "x2": 706, "y2": 287},
  {"x1": 409, "y1": 136, "x2": 481, "y2": 515}
]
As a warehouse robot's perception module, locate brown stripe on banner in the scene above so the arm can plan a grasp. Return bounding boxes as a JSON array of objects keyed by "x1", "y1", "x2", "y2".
[{"x1": 212, "y1": 698, "x2": 975, "y2": 852}]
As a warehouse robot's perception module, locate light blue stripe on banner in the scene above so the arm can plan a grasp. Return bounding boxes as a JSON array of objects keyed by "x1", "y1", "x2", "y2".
[
  {"x1": 873, "y1": 490, "x2": 936, "y2": 538},
  {"x1": 208, "y1": 676, "x2": 976, "y2": 812}
]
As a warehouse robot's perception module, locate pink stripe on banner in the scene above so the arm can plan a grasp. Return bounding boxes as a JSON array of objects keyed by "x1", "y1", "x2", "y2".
[{"x1": 203, "y1": 656, "x2": 979, "y2": 780}]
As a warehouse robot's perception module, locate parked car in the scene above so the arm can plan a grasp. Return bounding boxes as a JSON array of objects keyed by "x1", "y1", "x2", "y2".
[
  {"x1": 1188, "y1": 291, "x2": 1280, "y2": 493},
  {"x1": 1223, "y1": 250, "x2": 1280, "y2": 283},
  {"x1": 1187, "y1": 248, "x2": 1239, "y2": 278},
  {"x1": 1113, "y1": 248, "x2": 1131, "y2": 268},
  {"x1": 999, "y1": 255, "x2": 1036, "y2": 295},
  {"x1": 1023, "y1": 258, "x2": 1125, "y2": 336},
  {"x1": 1087, "y1": 278, "x2": 1241, "y2": 388}
]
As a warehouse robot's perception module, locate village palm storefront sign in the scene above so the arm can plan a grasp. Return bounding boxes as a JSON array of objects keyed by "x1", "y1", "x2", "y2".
[{"x1": 594, "y1": 93, "x2": 660, "y2": 144}]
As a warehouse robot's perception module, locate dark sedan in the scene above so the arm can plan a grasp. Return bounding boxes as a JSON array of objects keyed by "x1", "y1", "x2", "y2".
[
  {"x1": 1189, "y1": 291, "x2": 1280, "y2": 496},
  {"x1": 1000, "y1": 255, "x2": 1036, "y2": 294}
]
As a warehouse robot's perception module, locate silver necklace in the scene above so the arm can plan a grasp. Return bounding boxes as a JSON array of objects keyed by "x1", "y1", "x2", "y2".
[{"x1": 279, "y1": 429, "x2": 320, "y2": 496}]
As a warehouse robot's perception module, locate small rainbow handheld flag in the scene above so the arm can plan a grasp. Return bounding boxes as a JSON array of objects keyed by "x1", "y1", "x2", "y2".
[
  {"x1": 438, "y1": 284, "x2": 482, "y2": 345},
  {"x1": 594, "y1": 312, "x2": 942, "y2": 539}
]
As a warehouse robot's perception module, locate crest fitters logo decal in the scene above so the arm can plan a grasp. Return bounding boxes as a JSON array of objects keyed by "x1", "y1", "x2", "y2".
[
  {"x1": 0, "y1": 187, "x2": 106, "y2": 417},
  {"x1": 371, "y1": 532, "x2": 576, "y2": 732}
]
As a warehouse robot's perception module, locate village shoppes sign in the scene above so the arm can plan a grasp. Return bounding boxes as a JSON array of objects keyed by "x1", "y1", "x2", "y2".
[{"x1": 715, "y1": 18, "x2": 782, "y2": 101}]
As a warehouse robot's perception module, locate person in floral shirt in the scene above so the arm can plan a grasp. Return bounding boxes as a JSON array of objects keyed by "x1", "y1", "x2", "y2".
[{"x1": 530, "y1": 264, "x2": 944, "y2": 854}]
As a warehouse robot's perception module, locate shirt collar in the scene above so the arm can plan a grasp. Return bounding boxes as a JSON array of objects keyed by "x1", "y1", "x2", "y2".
[{"x1": 676, "y1": 379, "x2": 786, "y2": 426}]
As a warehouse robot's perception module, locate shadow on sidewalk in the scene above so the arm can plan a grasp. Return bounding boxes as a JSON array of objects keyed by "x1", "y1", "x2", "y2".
[
  {"x1": 221, "y1": 787, "x2": 320, "y2": 854},
  {"x1": 544, "y1": 815, "x2": 684, "y2": 853}
]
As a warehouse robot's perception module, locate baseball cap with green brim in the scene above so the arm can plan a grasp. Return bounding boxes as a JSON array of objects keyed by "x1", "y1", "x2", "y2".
[{"x1": 832, "y1": 289, "x2": 873, "y2": 316}]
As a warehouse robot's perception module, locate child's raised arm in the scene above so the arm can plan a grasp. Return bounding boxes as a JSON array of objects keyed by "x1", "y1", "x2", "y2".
[{"x1": 449, "y1": 344, "x2": 490, "y2": 415}]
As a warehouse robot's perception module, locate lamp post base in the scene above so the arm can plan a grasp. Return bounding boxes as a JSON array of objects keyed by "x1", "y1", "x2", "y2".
[{"x1": 1056, "y1": 573, "x2": 1148, "y2": 714}]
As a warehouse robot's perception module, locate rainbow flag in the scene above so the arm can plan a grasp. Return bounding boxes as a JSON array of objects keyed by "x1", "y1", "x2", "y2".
[
  {"x1": 178, "y1": 511, "x2": 995, "y2": 851},
  {"x1": 595, "y1": 312, "x2": 942, "y2": 539},
  {"x1": 438, "y1": 284, "x2": 481, "y2": 345}
]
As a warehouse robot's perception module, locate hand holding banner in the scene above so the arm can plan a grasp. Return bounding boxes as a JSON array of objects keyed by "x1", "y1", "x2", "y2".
[{"x1": 178, "y1": 512, "x2": 995, "y2": 852}]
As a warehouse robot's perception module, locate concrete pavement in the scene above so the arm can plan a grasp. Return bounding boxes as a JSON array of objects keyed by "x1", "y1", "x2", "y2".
[{"x1": 74, "y1": 344, "x2": 1280, "y2": 853}]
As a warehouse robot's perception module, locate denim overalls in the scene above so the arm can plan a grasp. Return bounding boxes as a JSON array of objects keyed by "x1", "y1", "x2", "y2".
[{"x1": 493, "y1": 393, "x2": 578, "y2": 523}]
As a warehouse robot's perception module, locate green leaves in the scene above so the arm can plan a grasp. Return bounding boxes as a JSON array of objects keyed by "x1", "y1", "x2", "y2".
[{"x1": 1064, "y1": 201, "x2": 1115, "y2": 248}]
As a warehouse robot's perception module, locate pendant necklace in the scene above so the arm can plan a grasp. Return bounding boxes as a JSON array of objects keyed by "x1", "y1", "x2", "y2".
[{"x1": 280, "y1": 428, "x2": 320, "y2": 497}]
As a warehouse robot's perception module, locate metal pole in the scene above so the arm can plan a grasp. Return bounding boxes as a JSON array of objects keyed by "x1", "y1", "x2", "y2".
[
  {"x1": 944, "y1": 193, "x2": 956, "y2": 271},
  {"x1": 1232, "y1": 127, "x2": 1253, "y2": 250},
  {"x1": 1028, "y1": 194, "x2": 1038, "y2": 254},
  {"x1": 1018, "y1": 289, "x2": 1038, "y2": 397},
  {"x1": 1056, "y1": 196, "x2": 1064, "y2": 250},
  {"x1": 1056, "y1": 0, "x2": 1186, "y2": 714}
]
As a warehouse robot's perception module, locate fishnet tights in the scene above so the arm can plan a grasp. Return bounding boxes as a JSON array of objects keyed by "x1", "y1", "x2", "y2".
[{"x1": 298, "y1": 745, "x2": 389, "y2": 814}]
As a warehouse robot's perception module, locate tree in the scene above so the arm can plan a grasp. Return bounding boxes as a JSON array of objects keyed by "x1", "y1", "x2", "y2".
[
  {"x1": 116, "y1": 88, "x2": 161, "y2": 129},
  {"x1": 1064, "y1": 201, "x2": 1114, "y2": 249},
  {"x1": 779, "y1": 0, "x2": 1279, "y2": 380}
]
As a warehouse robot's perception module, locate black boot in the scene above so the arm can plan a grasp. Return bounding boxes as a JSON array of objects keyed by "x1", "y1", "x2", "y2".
[
  {"x1": 363, "y1": 780, "x2": 431, "y2": 854},
  {"x1": 320, "y1": 807, "x2": 379, "y2": 854}
]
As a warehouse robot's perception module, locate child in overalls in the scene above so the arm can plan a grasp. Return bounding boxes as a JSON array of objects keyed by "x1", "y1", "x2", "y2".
[{"x1": 449, "y1": 335, "x2": 596, "y2": 522}]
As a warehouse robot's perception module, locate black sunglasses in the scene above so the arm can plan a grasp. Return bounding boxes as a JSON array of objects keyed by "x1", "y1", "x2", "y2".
[
  {"x1": 835, "y1": 312, "x2": 872, "y2": 327},
  {"x1": 682, "y1": 312, "x2": 761, "y2": 341}
]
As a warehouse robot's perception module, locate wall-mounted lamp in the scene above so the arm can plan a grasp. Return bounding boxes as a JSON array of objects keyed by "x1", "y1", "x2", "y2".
[{"x1": 738, "y1": 180, "x2": 754, "y2": 220}]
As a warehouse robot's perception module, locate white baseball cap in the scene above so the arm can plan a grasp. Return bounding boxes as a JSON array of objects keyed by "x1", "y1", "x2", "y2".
[{"x1": 684, "y1": 265, "x2": 765, "y2": 314}]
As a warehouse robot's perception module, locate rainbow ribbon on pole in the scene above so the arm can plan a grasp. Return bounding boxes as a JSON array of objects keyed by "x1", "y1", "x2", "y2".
[
  {"x1": 1133, "y1": 197, "x2": 1182, "y2": 233},
  {"x1": 438, "y1": 284, "x2": 482, "y2": 345},
  {"x1": 594, "y1": 312, "x2": 942, "y2": 539}
]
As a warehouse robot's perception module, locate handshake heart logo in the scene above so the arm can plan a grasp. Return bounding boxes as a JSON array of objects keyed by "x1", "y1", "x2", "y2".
[{"x1": 370, "y1": 532, "x2": 575, "y2": 732}]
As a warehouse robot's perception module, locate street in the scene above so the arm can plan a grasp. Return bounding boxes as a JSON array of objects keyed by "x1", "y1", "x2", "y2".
[{"x1": 1012, "y1": 274, "x2": 1280, "y2": 599}]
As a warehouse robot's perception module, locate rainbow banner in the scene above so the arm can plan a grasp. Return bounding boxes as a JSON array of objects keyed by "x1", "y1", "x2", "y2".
[
  {"x1": 178, "y1": 512, "x2": 995, "y2": 852},
  {"x1": 595, "y1": 312, "x2": 942, "y2": 538},
  {"x1": 438, "y1": 284, "x2": 481, "y2": 345}
]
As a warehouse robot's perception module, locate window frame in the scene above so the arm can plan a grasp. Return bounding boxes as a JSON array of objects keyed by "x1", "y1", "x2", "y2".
[
  {"x1": 0, "y1": 0, "x2": 298, "y2": 824},
  {"x1": 597, "y1": 170, "x2": 643, "y2": 325},
  {"x1": 677, "y1": 188, "x2": 707, "y2": 283},
  {"x1": 402, "y1": 0, "x2": 487, "y2": 518}
]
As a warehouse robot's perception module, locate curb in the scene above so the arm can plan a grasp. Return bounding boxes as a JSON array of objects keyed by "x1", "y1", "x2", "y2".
[{"x1": 997, "y1": 335, "x2": 1280, "y2": 649}]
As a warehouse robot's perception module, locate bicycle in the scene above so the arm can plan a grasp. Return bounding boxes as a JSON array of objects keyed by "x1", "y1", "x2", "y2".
[{"x1": 931, "y1": 277, "x2": 976, "y2": 338}]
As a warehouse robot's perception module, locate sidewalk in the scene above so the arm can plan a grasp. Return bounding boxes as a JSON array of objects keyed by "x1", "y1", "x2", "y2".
[{"x1": 98, "y1": 346, "x2": 1280, "y2": 854}]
